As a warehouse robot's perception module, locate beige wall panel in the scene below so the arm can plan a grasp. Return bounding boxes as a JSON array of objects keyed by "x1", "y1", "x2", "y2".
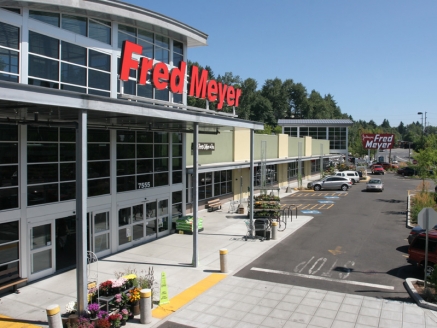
[
  {"x1": 234, "y1": 129, "x2": 250, "y2": 161},
  {"x1": 304, "y1": 136, "x2": 312, "y2": 156},
  {"x1": 278, "y1": 134, "x2": 288, "y2": 158}
]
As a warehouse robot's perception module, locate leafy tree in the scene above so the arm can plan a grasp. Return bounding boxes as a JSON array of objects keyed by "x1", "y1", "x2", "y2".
[
  {"x1": 290, "y1": 83, "x2": 308, "y2": 118},
  {"x1": 381, "y1": 119, "x2": 391, "y2": 128},
  {"x1": 413, "y1": 134, "x2": 437, "y2": 191}
]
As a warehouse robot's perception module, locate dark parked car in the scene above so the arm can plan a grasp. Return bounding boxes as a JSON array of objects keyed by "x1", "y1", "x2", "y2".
[{"x1": 397, "y1": 167, "x2": 417, "y2": 176}]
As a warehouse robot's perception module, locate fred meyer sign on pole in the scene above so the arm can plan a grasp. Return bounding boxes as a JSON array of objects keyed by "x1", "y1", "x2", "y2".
[
  {"x1": 361, "y1": 134, "x2": 395, "y2": 149},
  {"x1": 120, "y1": 41, "x2": 242, "y2": 110}
]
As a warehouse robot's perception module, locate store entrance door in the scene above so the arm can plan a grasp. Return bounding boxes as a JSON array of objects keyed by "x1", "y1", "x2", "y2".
[
  {"x1": 29, "y1": 220, "x2": 55, "y2": 280},
  {"x1": 55, "y1": 216, "x2": 76, "y2": 271},
  {"x1": 88, "y1": 211, "x2": 111, "y2": 258}
]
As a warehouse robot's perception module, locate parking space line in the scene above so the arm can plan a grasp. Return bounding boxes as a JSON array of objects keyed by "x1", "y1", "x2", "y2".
[
  {"x1": 327, "y1": 204, "x2": 334, "y2": 209},
  {"x1": 251, "y1": 267, "x2": 394, "y2": 290},
  {"x1": 310, "y1": 204, "x2": 319, "y2": 209},
  {"x1": 301, "y1": 204, "x2": 311, "y2": 209}
]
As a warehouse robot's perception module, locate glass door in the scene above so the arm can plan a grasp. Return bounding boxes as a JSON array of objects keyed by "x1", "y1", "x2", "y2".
[
  {"x1": 145, "y1": 199, "x2": 169, "y2": 239},
  {"x1": 157, "y1": 199, "x2": 169, "y2": 238},
  {"x1": 29, "y1": 221, "x2": 55, "y2": 280},
  {"x1": 118, "y1": 203, "x2": 147, "y2": 249},
  {"x1": 91, "y1": 211, "x2": 111, "y2": 257}
]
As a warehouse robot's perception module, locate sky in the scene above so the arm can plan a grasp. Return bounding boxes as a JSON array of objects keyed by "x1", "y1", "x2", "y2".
[{"x1": 125, "y1": 0, "x2": 436, "y2": 128}]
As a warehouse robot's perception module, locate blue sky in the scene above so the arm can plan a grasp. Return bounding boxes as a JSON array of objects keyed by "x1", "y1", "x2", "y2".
[{"x1": 126, "y1": 1, "x2": 436, "y2": 128}]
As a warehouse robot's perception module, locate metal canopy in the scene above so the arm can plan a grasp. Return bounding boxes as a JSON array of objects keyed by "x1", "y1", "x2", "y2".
[{"x1": 0, "y1": 82, "x2": 264, "y2": 132}]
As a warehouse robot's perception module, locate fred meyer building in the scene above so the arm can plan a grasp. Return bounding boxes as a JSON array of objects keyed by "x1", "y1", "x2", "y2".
[{"x1": 0, "y1": 0, "x2": 352, "y2": 286}]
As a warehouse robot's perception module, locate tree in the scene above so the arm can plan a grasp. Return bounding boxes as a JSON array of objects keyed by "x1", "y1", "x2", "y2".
[
  {"x1": 290, "y1": 83, "x2": 308, "y2": 118},
  {"x1": 413, "y1": 134, "x2": 437, "y2": 191},
  {"x1": 260, "y1": 78, "x2": 292, "y2": 123},
  {"x1": 381, "y1": 119, "x2": 391, "y2": 128}
]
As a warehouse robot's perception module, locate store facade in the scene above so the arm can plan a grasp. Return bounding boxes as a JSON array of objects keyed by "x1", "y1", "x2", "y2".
[
  {"x1": 0, "y1": 0, "x2": 265, "y2": 286},
  {"x1": 0, "y1": 0, "x2": 337, "y2": 289}
]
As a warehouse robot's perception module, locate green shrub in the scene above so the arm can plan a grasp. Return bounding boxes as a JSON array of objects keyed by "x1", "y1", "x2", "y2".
[{"x1": 411, "y1": 191, "x2": 437, "y2": 224}]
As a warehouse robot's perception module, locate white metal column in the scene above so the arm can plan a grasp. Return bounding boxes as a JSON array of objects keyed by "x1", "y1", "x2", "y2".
[
  {"x1": 192, "y1": 123, "x2": 199, "y2": 267},
  {"x1": 249, "y1": 129, "x2": 254, "y2": 237},
  {"x1": 76, "y1": 109, "x2": 88, "y2": 314}
]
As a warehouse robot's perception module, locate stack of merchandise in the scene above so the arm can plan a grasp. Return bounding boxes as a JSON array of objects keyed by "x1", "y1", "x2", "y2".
[{"x1": 175, "y1": 216, "x2": 204, "y2": 233}]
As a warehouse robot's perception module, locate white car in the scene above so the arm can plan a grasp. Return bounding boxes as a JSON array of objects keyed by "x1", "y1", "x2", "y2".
[
  {"x1": 334, "y1": 171, "x2": 360, "y2": 184},
  {"x1": 392, "y1": 160, "x2": 399, "y2": 164}
]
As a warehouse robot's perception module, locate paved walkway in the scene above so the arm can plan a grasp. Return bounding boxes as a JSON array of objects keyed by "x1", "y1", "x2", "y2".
[{"x1": 1, "y1": 179, "x2": 436, "y2": 328}]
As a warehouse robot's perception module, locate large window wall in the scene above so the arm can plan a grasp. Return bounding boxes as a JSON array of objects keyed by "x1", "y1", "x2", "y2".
[
  {"x1": 116, "y1": 131, "x2": 169, "y2": 193},
  {"x1": 254, "y1": 164, "x2": 278, "y2": 187},
  {"x1": 287, "y1": 161, "x2": 298, "y2": 180},
  {"x1": 329, "y1": 127, "x2": 347, "y2": 150},
  {"x1": 186, "y1": 169, "x2": 232, "y2": 202},
  {"x1": 0, "y1": 21, "x2": 19, "y2": 83},
  {"x1": 0, "y1": 221, "x2": 19, "y2": 283},
  {"x1": 28, "y1": 31, "x2": 111, "y2": 96},
  {"x1": 0, "y1": 125, "x2": 18, "y2": 211}
]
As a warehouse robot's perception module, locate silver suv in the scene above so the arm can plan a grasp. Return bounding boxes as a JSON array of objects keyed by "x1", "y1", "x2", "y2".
[
  {"x1": 307, "y1": 176, "x2": 352, "y2": 191},
  {"x1": 334, "y1": 171, "x2": 360, "y2": 184}
]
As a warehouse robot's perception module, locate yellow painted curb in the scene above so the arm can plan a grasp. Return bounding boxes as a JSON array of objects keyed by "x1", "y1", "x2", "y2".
[
  {"x1": 0, "y1": 315, "x2": 40, "y2": 328},
  {"x1": 152, "y1": 273, "x2": 226, "y2": 319},
  {"x1": 141, "y1": 289, "x2": 151, "y2": 298}
]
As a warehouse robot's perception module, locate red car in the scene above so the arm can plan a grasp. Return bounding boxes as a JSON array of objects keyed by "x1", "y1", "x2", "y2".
[
  {"x1": 371, "y1": 165, "x2": 385, "y2": 175},
  {"x1": 374, "y1": 162, "x2": 399, "y2": 170}
]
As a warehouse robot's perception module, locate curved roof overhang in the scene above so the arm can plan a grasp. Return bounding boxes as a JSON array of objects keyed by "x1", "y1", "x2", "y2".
[{"x1": 3, "y1": 0, "x2": 208, "y2": 47}]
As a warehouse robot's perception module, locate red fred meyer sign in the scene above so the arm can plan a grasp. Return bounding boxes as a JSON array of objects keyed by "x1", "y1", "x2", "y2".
[
  {"x1": 361, "y1": 133, "x2": 395, "y2": 149},
  {"x1": 120, "y1": 41, "x2": 242, "y2": 110}
]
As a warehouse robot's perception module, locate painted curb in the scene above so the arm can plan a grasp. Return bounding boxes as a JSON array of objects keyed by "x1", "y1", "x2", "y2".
[{"x1": 404, "y1": 278, "x2": 437, "y2": 311}]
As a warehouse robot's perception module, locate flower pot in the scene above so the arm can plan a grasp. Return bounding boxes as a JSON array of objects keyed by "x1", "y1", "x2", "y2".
[
  {"x1": 131, "y1": 301, "x2": 140, "y2": 316},
  {"x1": 121, "y1": 319, "x2": 126, "y2": 326}
]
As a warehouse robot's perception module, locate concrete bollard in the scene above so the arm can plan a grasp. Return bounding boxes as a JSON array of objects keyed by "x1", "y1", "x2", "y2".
[
  {"x1": 220, "y1": 249, "x2": 228, "y2": 273},
  {"x1": 140, "y1": 288, "x2": 152, "y2": 324},
  {"x1": 271, "y1": 221, "x2": 278, "y2": 240},
  {"x1": 46, "y1": 304, "x2": 63, "y2": 328}
]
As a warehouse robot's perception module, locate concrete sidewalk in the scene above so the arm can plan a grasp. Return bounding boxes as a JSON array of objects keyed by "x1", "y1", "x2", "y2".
[{"x1": 1, "y1": 183, "x2": 437, "y2": 328}]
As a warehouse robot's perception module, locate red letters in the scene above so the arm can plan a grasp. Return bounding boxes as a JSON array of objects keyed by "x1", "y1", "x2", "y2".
[
  {"x1": 169, "y1": 61, "x2": 186, "y2": 94},
  {"x1": 138, "y1": 57, "x2": 153, "y2": 84},
  {"x1": 153, "y1": 62, "x2": 169, "y2": 90},
  {"x1": 120, "y1": 41, "x2": 242, "y2": 109},
  {"x1": 207, "y1": 80, "x2": 218, "y2": 102},
  {"x1": 188, "y1": 66, "x2": 208, "y2": 99},
  {"x1": 120, "y1": 41, "x2": 142, "y2": 81},
  {"x1": 226, "y1": 86, "x2": 235, "y2": 106}
]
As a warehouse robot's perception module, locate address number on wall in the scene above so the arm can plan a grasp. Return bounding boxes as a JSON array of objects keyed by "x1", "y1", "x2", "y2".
[{"x1": 138, "y1": 182, "x2": 151, "y2": 189}]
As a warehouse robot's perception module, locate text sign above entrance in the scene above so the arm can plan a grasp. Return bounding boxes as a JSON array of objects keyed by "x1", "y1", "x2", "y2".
[{"x1": 191, "y1": 143, "x2": 215, "y2": 151}]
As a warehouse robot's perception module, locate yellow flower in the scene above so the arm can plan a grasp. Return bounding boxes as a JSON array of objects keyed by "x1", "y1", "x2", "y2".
[{"x1": 123, "y1": 273, "x2": 137, "y2": 280}]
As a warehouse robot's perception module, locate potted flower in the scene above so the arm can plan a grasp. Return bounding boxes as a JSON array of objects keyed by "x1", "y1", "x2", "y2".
[
  {"x1": 95, "y1": 318, "x2": 111, "y2": 328},
  {"x1": 108, "y1": 313, "x2": 122, "y2": 328},
  {"x1": 120, "y1": 309, "x2": 129, "y2": 325},
  {"x1": 123, "y1": 273, "x2": 137, "y2": 288},
  {"x1": 110, "y1": 293, "x2": 122, "y2": 310},
  {"x1": 99, "y1": 280, "x2": 112, "y2": 296},
  {"x1": 87, "y1": 303, "x2": 100, "y2": 319},
  {"x1": 110, "y1": 278, "x2": 125, "y2": 293},
  {"x1": 128, "y1": 287, "x2": 141, "y2": 316}
]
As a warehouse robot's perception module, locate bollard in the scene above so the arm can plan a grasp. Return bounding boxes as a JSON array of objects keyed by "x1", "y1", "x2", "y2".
[
  {"x1": 46, "y1": 304, "x2": 63, "y2": 328},
  {"x1": 220, "y1": 248, "x2": 228, "y2": 273},
  {"x1": 140, "y1": 288, "x2": 152, "y2": 324},
  {"x1": 271, "y1": 221, "x2": 278, "y2": 240}
]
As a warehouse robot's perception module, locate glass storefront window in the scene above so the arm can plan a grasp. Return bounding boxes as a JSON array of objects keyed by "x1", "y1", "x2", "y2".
[{"x1": 0, "y1": 125, "x2": 18, "y2": 210}]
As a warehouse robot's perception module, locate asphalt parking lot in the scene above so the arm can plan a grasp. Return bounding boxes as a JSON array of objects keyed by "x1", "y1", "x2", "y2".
[{"x1": 236, "y1": 172, "x2": 425, "y2": 299}]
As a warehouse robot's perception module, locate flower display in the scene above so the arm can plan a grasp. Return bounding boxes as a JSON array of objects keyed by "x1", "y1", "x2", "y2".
[
  {"x1": 99, "y1": 280, "x2": 112, "y2": 293},
  {"x1": 111, "y1": 277, "x2": 127, "y2": 288},
  {"x1": 87, "y1": 303, "x2": 100, "y2": 318},
  {"x1": 95, "y1": 318, "x2": 111, "y2": 328},
  {"x1": 108, "y1": 313, "x2": 122, "y2": 326},
  {"x1": 123, "y1": 273, "x2": 137, "y2": 280},
  {"x1": 121, "y1": 308, "x2": 129, "y2": 320},
  {"x1": 65, "y1": 300, "x2": 77, "y2": 314},
  {"x1": 97, "y1": 310, "x2": 108, "y2": 319},
  {"x1": 128, "y1": 288, "x2": 141, "y2": 303}
]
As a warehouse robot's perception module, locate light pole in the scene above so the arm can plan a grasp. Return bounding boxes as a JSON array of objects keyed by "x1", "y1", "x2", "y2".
[{"x1": 418, "y1": 112, "x2": 424, "y2": 136}]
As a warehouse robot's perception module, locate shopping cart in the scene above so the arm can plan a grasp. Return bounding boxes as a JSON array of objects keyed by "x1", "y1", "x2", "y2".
[{"x1": 244, "y1": 219, "x2": 268, "y2": 241}]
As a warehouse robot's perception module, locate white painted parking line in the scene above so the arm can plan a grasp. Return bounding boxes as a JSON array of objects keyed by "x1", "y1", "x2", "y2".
[{"x1": 250, "y1": 267, "x2": 394, "y2": 290}]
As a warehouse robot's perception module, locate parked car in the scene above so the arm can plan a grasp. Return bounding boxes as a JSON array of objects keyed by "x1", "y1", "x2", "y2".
[
  {"x1": 407, "y1": 225, "x2": 437, "y2": 244},
  {"x1": 397, "y1": 167, "x2": 417, "y2": 176},
  {"x1": 372, "y1": 162, "x2": 399, "y2": 170},
  {"x1": 408, "y1": 230, "x2": 437, "y2": 275},
  {"x1": 392, "y1": 160, "x2": 399, "y2": 164},
  {"x1": 334, "y1": 171, "x2": 360, "y2": 184},
  {"x1": 307, "y1": 176, "x2": 352, "y2": 191},
  {"x1": 366, "y1": 178, "x2": 384, "y2": 192},
  {"x1": 371, "y1": 165, "x2": 385, "y2": 175}
]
